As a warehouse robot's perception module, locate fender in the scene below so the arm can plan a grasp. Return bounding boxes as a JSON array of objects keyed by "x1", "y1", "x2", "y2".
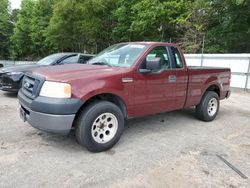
[
  {"x1": 82, "y1": 88, "x2": 129, "y2": 106},
  {"x1": 71, "y1": 79, "x2": 132, "y2": 107}
]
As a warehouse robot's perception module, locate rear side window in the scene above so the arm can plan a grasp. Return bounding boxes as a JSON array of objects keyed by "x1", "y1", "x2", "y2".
[{"x1": 171, "y1": 47, "x2": 183, "y2": 68}]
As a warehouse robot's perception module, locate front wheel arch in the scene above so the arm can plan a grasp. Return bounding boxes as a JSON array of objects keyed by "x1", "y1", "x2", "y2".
[{"x1": 76, "y1": 93, "x2": 127, "y2": 119}]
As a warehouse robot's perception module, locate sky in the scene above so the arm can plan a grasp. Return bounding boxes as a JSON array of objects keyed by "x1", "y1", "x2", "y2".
[{"x1": 10, "y1": 0, "x2": 22, "y2": 10}]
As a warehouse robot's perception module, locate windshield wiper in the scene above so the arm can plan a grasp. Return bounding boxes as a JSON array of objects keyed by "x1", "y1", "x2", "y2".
[{"x1": 91, "y1": 62, "x2": 112, "y2": 67}]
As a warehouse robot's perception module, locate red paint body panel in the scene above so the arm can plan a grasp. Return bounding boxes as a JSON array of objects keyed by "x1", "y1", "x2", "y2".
[
  {"x1": 31, "y1": 42, "x2": 231, "y2": 118},
  {"x1": 133, "y1": 69, "x2": 177, "y2": 116},
  {"x1": 185, "y1": 67, "x2": 231, "y2": 108}
]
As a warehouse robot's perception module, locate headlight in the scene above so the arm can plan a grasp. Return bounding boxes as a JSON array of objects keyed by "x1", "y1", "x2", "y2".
[
  {"x1": 39, "y1": 81, "x2": 71, "y2": 98},
  {"x1": 6, "y1": 72, "x2": 21, "y2": 76}
]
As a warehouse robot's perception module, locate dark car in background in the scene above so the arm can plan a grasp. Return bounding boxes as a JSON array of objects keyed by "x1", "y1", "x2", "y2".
[{"x1": 0, "y1": 53, "x2": 94, "y2": 92}]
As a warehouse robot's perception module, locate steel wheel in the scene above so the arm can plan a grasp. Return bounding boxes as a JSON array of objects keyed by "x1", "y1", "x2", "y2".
[
  {"x1": 207, "y1": 98, "x2": 218, "y2": 117},
  {"x1": 91, "y1": 113, "x2": 118, "y2": 144}
]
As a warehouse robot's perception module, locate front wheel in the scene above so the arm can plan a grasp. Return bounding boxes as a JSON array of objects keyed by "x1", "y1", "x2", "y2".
[
  {"x1": 75, "y1": 101, "x2": 124, "y2": 152},
  {"x1": 196, "y1": 91, "x2": 220, "y2": 122}
]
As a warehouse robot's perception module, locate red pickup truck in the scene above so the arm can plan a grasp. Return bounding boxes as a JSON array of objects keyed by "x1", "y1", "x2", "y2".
[{"x1": 18, "y1": 42, "x2": 231, "y2": 152}]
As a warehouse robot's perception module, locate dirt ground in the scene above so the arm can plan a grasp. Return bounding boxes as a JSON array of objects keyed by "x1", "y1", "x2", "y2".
[{"x1": 0, "y1": 90, "x2": 250, "y2": 188}]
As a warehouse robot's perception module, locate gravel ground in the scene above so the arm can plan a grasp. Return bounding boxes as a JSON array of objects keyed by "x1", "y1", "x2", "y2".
[{"x1": 0, "y1": 91, "x2": 250, "y2": 188}]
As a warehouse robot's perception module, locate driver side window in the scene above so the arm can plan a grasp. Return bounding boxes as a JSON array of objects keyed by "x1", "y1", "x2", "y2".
[{"x1": 140, "y1": 46, "x2": 170, "y2": 71}]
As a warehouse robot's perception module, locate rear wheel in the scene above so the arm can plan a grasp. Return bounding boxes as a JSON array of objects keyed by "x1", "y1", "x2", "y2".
[
  {"x1": 75, "y1": 101, "x2": 124, "y2": 152},
  {"x1": 196, "y1": 91, "x2": 220, "y2": 122}
]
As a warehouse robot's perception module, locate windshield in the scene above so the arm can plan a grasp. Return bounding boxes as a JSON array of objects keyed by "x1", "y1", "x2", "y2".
[
  {"x1": 88, "y1": 43, "x2": 149, "y2": 67},
  {"x1": 37, "y1": 53, "x2": 64, "y2": 65}
]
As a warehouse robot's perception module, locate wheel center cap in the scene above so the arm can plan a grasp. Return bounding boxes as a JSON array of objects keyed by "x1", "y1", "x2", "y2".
[{"x1": 100, "y1": 123, "x2": 105, "y2": 129}]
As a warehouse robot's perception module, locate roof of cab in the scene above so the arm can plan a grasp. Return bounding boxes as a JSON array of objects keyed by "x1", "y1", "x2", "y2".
[
  {"x1": 53, "y1": 52, "x2": 94, "y2": 57},
  {"x1": 118, "y1": 41, "x2": 179, "y2": 47}
]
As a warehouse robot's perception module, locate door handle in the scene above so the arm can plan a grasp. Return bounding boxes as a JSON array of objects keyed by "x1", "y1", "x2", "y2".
[{"x1": 168, "y1": 75, "x2": 176, "y2": 83}]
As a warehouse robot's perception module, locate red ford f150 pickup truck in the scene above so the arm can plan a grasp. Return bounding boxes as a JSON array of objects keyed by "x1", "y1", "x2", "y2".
[{"x1": 18, "y1": 42, "x2": 231, "y2": 152}]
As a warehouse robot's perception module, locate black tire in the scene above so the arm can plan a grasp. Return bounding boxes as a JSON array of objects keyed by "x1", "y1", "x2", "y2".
[
  {"x1": 196, "y1": 91, "x2": 220, "y2": 122},
  {"x1": 75, "y1": 101, "x2": 124, "y2": 152}
]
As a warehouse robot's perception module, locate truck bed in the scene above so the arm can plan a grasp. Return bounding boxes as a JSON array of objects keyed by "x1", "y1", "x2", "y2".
[{"x1": 184, "y1": 66, "x2": 231, "y2": 107}]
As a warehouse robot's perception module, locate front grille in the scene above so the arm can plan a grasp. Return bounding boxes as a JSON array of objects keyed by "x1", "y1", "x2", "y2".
[{"x1": 21, "y1": 73, "x2": 44, "y2": 99}]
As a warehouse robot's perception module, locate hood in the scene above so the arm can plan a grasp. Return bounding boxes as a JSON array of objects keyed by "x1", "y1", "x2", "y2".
[
  {"x1": 0, "y1": 64, "x2": 42, "y2": 73},
  {"x1": 32, "y1": 64, "x2": 126, "y2": 82}
]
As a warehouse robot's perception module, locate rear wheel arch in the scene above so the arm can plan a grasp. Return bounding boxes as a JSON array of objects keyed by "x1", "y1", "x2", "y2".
[{"x1": 204, "y1": 84, "x2": 220, "y2": 98}]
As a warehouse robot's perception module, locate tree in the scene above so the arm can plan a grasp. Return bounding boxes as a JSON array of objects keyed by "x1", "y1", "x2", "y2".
[
  {"x1": 11, "y1": 0, "x2": 35, "y2": 59},
  {"x1": 46, "y1": 0, "x2": 116, "y2": 53},
  {"x1": 5, "y1": 0, "x2": 250, "y2": 59},
  {"x1": 180, "y1": 0, "x2": 210, "y2": 53},
  {"x1": 130, "y1": 0, "x2": 191, "y2": 42},
  {"x1": 205, "y1": 0, "x2": 250, "y2": 53},
  {"x1": 10, "y1": 9, "x2": 20, "y2": 24},
  {"x1": 112, "y1": 0, "x2": 139, "y2": 42},
  {"x1": 77, "y1": 0, "x2": 116, "y2": 52},
  {"x1": 46, "y1": 0, "x2": 87, "y2": 52},
  {"x1": 0, "y1": 0, "x2": 12, "y2": 59},
  {"x1": 30, "y1": 0, "x2": 55, "y2": 57},
  {"x1": 89, "y1": 0, "x2": 117, "y2": 51}
]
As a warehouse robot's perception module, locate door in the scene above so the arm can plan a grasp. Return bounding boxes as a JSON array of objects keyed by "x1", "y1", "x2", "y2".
[
  {"x1": 133, "y1": 46, "x2": 177, "y2": 117},
  {"x1": 170, "y1": 46, "x2": 188, "y2": 109}
]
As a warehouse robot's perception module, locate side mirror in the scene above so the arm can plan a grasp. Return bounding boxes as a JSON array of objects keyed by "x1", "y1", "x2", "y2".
[
  {"x1": 139, "y1": 57, "x2": 162, "y2": 73},
  {"x1": 0, "y1": 64, "x2": 3, "y2": 68}
]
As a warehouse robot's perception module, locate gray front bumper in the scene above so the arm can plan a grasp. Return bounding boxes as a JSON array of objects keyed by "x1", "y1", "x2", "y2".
[
  {"x1": 20, "y1": 105, "x2": 75, "y2": 135},
  {"x1": 20, "y1": 104, "x2": 75, "y2": 135},
  {"x1": 18, "y1": 90, "x2": 83, "y2": 135}
]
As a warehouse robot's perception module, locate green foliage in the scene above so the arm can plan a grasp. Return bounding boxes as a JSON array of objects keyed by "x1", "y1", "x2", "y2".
[
  {"x1": 112, "y1": 0, "x2": 139, "y2": 42},
  {"x1": 46, "y1": 0, "x2": 84, "y2": 52},
  {"x1": 0, "y1": 0, "x2": 249, "y2": 59},
  {"x1": 180, "y1": 0, "x2": 210, "y2": 53},
  {"x1": 11, "y1": 0, "x2": 35, "y2": 59},
  {"x1": 0, "y1": 0, "x2": 12, "y2": 59},
  {"x1": 46, "y1": 0, "x2": 115, "y2": 53},
  {"x1": 205, "y1": 0, "x2": 250, "y2": 53},
  {"x1": 30, "y1": 0, "x2": 55, "y2": 57},
  {"x1": 130, "y1": 0, "x2": 191, "y2": 41}
]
